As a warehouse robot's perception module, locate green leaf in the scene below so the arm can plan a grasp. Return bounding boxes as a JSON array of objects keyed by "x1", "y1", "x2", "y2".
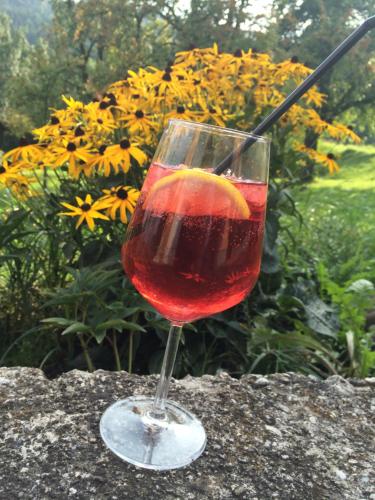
[
  {"x1": 95, "y1": 319, "x2": 146, "y2": 333},
  {"x1": 61, "y1": 322, "x2": 92, "y2": 335},
  {"x1": 93, "y1": 330, "x2": 107, "y2": 344},
  {"x1": 304, "y1": 298, "x2": 338, "y2": 338},
  {"x1": 41, "y1": 317, "x2": 75, "y2": 326}
]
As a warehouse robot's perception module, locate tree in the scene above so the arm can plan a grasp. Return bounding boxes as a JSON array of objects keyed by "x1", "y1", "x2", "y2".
[
  {"x1": 268, "y1": 0, "x2": 375, "y2": 151},
  {"x1": 160, "y1": 0, "x2": 261, "y2": 52},
  {"x1": 0, "y1": 0, "x2": 52, "y2": 43},
  {"x1": 0, "y1": 13, "x2": 32, "y2": 149}
]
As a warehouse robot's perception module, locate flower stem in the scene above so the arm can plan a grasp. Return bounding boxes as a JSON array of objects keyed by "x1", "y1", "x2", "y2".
[
  {"x1": 112, "y1": 332, "x2": 122, "y2": 371},
  {"x1": 78, "y1": 333, "x2": 95, "y2": 372},
  {"x1": 128, "y1": 331, "x2": 133, "y2": 374}
]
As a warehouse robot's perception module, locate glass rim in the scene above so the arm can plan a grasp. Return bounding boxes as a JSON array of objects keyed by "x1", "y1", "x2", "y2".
[{"x1": 168, "y1": 118, "x2": 271, "y2": 144}]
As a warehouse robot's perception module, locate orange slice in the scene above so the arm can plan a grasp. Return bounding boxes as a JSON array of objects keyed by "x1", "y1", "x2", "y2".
[{"x1": 143, "y1": 168, "x2": 250, "y2": 219}]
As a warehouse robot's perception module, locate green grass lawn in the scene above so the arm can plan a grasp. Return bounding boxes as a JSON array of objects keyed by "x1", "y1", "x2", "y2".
[{"x1": 287, "y1": 141, "x2": 375, "y2": 284}]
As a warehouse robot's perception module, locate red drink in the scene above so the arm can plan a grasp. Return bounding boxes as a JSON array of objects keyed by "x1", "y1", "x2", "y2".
[{"x1": 122, "y1": 163, "x2": 267, "y2": 323}]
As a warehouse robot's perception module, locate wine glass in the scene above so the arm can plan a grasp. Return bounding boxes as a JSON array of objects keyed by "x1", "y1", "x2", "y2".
[{"x1": 100, "y1": 119, "x2": 270, "y2": 470}]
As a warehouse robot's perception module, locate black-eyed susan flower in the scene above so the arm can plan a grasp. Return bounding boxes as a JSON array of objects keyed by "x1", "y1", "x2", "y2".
[
  {"x1": 165, "y1": 104, "x2": 198, "y2": 123},
  {"x1": 198, "y1": 103, "x2": 228, "y2": 127},
  {"x1": 84, "y1": 102, "x2": 117, "y2": 134},
  {"x1": 106, "y1": 139, "x2": 147, "y2": 173},
  {"x1": 6, "y1": 177, "x2": 34, "y2": 200},
  {"x1": 148, "y1": 65, "x2": 190, "y2": 97},
  {"x1": 121, "y1": 108, "x2": 157, "y2": 137},
  {"x1": 99, "y1": 185, "x2": 140, "y2": 223},
  {"x1": 296, "y1": 144, "x2": 340, "y2": 174},
  {"x1": 0, "y1": 160, "x2": 26, "y2": 185},
  {"x1": 49, "y1": 141, "x2": 94, "y2": 178},
  {"x1": 3, "y1": 138, "x2": 43, "y2": 163},
  {"x1": 88, "y1": 144, "x2": 118, "y2": 177},
  {"x1": 62, "y1": 95, "x2": 85, "y2": 112},
  {"x1": 59, "y1": 194, "x2": 110, "y2": 230}
]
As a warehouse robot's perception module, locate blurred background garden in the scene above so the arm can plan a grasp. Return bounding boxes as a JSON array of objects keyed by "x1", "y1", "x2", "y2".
[{"x1": 0, "y1": 0, "x2": 374, "y2": 379}]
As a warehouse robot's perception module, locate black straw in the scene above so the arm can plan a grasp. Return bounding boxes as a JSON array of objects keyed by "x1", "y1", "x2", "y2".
[{"x1": 213, "y1": 15, "x2": 375, "y2": 176}]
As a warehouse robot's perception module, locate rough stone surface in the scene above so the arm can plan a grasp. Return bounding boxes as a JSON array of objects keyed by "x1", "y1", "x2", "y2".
[{"x1": 0, "y1": 368, "x2": 374, "y2": 500}]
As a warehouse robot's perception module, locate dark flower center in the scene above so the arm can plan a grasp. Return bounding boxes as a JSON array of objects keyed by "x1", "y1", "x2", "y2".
[
  {"x1": 291, "y1": 55, "x2": 299, "y2": 63},
  {"x1": 135, "y1": 110, "x2": 144, "y2": 119},
  {"x1": 0, "y1": 166, "x2": 6, "y2": 174},
  {"x1": 209, "y1": 107, "x2": 216, "y2": 114},
  {"x1": 50, "y1": 116, "x2": 60, "y2": 125},
  {"x1": 132, "y1": 94, "x2": 140, "y2": 99},
  {"x1": 177, "y1": 75, "x2": 184, "y2": 81},
  {"x1": 99, "y1": 101, "x2": 110, "y2": 110},
  {"x1": 105, "y1": 92, "x2": 117, "y2": 105},
  {"x1": 327, "y1": 153, "x2": 336, "y2": 160},
  {"x1": 99, "y1": 144, "x2": 107, "y2": 155},
  {"x1": 97, "y1": 118, "x2": 103, "y2": 124},
  {"x1": 177, "y1": 106, "x2": 185, "y2": 114},
  {"x1": 81, "y1": 203, "x2": 91, "y2": 212},
  {"x1": 75, "y1": 126, "x2": 85, "y2": 137},
  {"x1": 67, "y1": 142, "x2": 77, "y2": 152},
  {"x1": 116, "y1": 188, "x2": 128, "y2": 200},
  {"x1": 233, "y1": 49, "x2": 242, "y2": 58},
  {"x1": 193, "y1": 79, "x2": 201, "y2": 86},
  {"x1": 120, "y1": 139, "x2": 131, "y2": 149},
  {"x1": 162, "y1": 72, "x2": 172, "y2": 82},
  {"x1": 79, "y1": 159, "x2": 86, "y2": 165},
  {"x1": 60, "y1": 131, "x2": 66, "y2": 136}
]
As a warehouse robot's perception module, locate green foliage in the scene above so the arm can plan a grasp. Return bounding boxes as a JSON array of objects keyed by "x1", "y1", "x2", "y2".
[
  {"x1": 318, "y1": 264, "x2": 375, "y2": 377},
  {"x1": 0, "y1": 0, "x2": 52, "y2": 43},
  {"x1": 1, "y1": 2, "x2": 373, "y2": 378},
  {"x1": 289, "y1": 142, "x2": 375, "y2": 283},
  {"x1": 268, "y1": 0, "x2": 375, "y2": 122}
]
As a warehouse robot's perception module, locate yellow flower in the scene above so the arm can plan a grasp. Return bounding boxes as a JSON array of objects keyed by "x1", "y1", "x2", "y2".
[
  {"x1": 296, "y1": 144, "x2": 340, "y2": 174},
  {"x1": 62, "y1": 95, "x2": 85, "y2": 112},
  {"x1": 88, "y1": 145, "x2": 118, "y2": 177},
  {"x1": 49, "y1": 141, "x2": 94, "y2": 178},
  {"x1": 84, "y1": 102, "x2": 117, "y2": 134},
  {"x1": 121, "y1": 108, "x2": 157, "y2": 137},
  {"x1": 0, "y1": 160, "x2": 26, "y2": 185},
  {"x1": 99, "y1": 185, "x2": 140, "y2": 223},
  {"x1": 165, "y1": 105, "x2": 198, "y2": 123},
  {"x1": 106, "y1": 139, "x2": 147, "y2": 173},
  {"x1": 198, "y1": 103, "x2": 228, "y2": 127},
  {"x1": 59, "y1": 194, "x2": 110, "y2": 230},
  {"x1": 3, "y1": 139, "x2": 42, "y2": 162},
  {"x1": 148, "y1": 65, "x2": 190, "y2": 97},
  {"x1": 6, "y1": 178, "x2": 34, "y2": 200}
]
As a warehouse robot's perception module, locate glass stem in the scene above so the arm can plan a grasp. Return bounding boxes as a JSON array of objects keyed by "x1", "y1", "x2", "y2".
[{"x1": 152, "y1": 323, "x2": 182, "y2": 417}]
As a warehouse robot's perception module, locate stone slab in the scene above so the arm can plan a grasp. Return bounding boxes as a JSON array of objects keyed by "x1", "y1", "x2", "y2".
[{"x1": 0, "y1": 368, "x2": 374, "y2": 499}]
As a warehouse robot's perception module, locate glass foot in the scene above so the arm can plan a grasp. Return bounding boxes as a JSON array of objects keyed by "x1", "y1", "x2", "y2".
[{"x1": 100, "y1": 396, "x2": 207, "y2": 470}]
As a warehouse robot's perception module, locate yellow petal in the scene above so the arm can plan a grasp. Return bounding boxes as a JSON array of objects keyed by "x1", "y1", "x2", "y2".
[
  {"x1": 120, "y1": 202, "x2": 127, "y2": 223},
  {"x1": 86, "y1": 216, "x2": 95, "y2": 231},
  {"x1": 130, "y1": 147, "x2": 147, "y2": 165},
  {"x1": 60, "y1": 202, "x2": 80, "y2": 212},
  {"x1": 90, "y1": 210, "x2": 110, "y2": 221},
  {"x1": 75, "y1": 214, "x2": 86, "y2": 228}
]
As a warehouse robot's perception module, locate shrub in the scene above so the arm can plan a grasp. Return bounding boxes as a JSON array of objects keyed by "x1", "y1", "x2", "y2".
[{"x1": 0, "y1": 46, "x2": 361, "y2": 376}]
